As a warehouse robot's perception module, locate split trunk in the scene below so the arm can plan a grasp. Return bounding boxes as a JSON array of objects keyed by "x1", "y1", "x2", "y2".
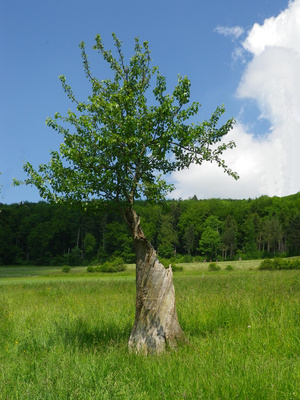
[{"x1": 124, "y1": 207, "x2": 186, "y2": 354}]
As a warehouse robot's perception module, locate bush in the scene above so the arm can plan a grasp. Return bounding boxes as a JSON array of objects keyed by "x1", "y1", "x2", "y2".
[
  {"x1": 290, "y1": 259, "x2": 300, "y2": 269},
  {"x1": 259, "y1": 258, "x2": 300, "y2": 270},
  {"x1": 68, "y1": 246, "x2": 83, "y2": 266},
  {"x1": 86, "y1": 258, "x2": 127, "y2": 273},
  {"x1": 61, "y1": 265, "x2": 71, "y2": 273},
  {"x1": 226, "y1": 265, "x2": 234, "y2": 271},
  {"x1": 170, "y1": 264, "x2": 183, "y2": 272},
  {"x1": 208, "y1": 262, "x2": 221, "y2": 271},
  {"x1": 176, "y1": 254, "x2": 193, "y2": 263},
  {"x1": 97, "y1": 257, "x2": 127, "y2": 273},
  {"x1": 160, "y1": 258, "x2": 171, "y2": 268},
  {"x1": 259, "y1": 259, "x2": 274, "y2": 270},
  {"x1": 160, "y1": 258, "x2": 183, "y2": 272},
  {"x1": 273, "y1": 258, "x2": 289, "y2": 270}
]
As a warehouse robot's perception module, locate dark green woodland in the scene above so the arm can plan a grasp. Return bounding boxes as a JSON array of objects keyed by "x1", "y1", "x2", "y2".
[{"x1": 1, "y1": 192, "x2": 300, "y2": 266}]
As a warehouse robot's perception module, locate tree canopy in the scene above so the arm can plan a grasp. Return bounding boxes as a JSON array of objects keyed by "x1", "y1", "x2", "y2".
[
  {"x1": 18, "y1": 33, "x2": 238, "y2": 210},
  {"x1": 2, "y1": 194, "x2": 300, "y2": 266}
]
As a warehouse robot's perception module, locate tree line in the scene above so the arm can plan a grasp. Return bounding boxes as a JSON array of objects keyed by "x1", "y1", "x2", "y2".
[{"x1": 1, "y1": 192, "x2": 300, "y2": 266}]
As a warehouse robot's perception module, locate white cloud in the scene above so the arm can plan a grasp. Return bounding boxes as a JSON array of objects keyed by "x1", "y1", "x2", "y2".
[
  {"x1": 214, "y1": 25, "x2": 244, "y2": 39},
  {"x1": 242, "y1": 0, "x2": 300, "y2": 56},
  {"x1": 171, "y1": 124, "x2": 283, "y2": 199},
  {"x1": 232, "y1": 46, "x2": 247, "y2": 64},
  {"x1": 172, "y1": 0, "x2": 300, "y2": 199}
]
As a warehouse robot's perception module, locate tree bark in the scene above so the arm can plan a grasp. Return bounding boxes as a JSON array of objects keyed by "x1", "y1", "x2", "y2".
[{"x1": 124, "y1": 207, "x2": 187, "y2": 354}]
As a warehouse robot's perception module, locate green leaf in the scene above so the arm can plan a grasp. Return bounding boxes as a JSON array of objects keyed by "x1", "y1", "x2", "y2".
[{"x1": 19, "y1": 33, "x2": 238, "y2": 211}]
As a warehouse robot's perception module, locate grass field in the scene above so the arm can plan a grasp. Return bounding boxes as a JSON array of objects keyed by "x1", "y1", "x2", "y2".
[{"x1": 1, "y1": 262, "x2": 300, "y2": 399}]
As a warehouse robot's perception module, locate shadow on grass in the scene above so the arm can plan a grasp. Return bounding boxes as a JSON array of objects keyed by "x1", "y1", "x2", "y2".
[{"x1": 55, "y1": 317, "x2": 132, "y2": 350}]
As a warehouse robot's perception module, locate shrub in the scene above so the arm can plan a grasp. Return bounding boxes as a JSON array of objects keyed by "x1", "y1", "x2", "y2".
[
  {"x1": 68, "y1": 246, "x2": 83, "y2": 266},
  {"x1": 177, "y1": 254, "x2": 193, "y2": 263},
  {"x1": 226, "y1": 265, "x2": 234, "y2": 271},
  {"x1": 61, "y1": 265, "x2": 71, "y2": 273},
  {"x1": 194, "y1": 256, "x2": 203, "y2": 263},
  {"x1": 208, "y1": 262, "x2": 221, "y2": 271},
  {"x1": 97, "y1": 257, "x2": 127, "y2": 273},
  {"x1": 259, "y1": 258, "x2": 300, "y2": 270},
  {"x1": 86, "y1": 266, "x2": 96, "y2": 273},
  {"x1": 160, "y1": 258, "x2": 171, "y2": 268},
  {"x1": 290, "y1": 259, "x2": 300, "y2": 269},
  {"x1": 259, "y1": 259, "x2": 274, "y2": 270},
  {"x1": 160, "y1": 258, "x2": 183, "y2": 272},
  {"x1": 273, "y1": 258, "x2": 289, "y2": 270},
  {"x1": 170, "y1": 264, "x2": 183, "y2": 272}
]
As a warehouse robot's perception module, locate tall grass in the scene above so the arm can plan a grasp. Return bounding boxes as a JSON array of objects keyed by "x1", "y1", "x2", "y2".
[{"x1": 0, "y1": 268, "x2": 300, "y2": 399}]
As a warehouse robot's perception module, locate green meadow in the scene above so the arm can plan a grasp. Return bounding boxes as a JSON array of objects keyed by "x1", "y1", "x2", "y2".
[{"x1": 1, "y1": 262, "x2": 300, "y2": 399}]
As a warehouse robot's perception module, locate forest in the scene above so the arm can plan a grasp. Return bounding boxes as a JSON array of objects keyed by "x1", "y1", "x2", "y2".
[{"x1": 1, "y1": 192, "x2": 300, "y2": 266}]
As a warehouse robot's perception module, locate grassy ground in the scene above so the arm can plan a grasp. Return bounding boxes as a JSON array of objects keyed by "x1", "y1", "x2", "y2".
[
  {"x1": 0, "y1": 258, "x2": 260, "y2": 279},
  {"x1": 0, "y1": 263, "x2": 300, "y2": 399}
]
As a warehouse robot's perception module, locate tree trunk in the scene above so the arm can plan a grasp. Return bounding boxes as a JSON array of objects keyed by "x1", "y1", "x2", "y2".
[{"x1": 124, "y1": 207, "x2": 187, "y2": 354}]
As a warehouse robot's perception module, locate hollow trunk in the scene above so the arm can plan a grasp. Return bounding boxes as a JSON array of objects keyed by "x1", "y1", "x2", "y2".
[{"x1": 124, "y1": 207, "x2": 186, "y2": 354}]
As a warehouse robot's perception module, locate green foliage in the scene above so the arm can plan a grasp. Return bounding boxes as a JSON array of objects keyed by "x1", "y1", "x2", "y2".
[
  {"x1": 2, "y1": 192, "x2": 300, "y2": 266},
  {"x1": 61, "y1": 265, "x2": 71, "y2": 273},
  {"x1": 159, "y1": 258, "x2": 183, "y2": 272},
  {"x1": 290, "y1": 259, "x2": 300, "y2": 269},
  {"x1": 86, "y1": 266, "x2": 96, "y2": 273},
  {"x1": 208, "y1": 262, "x2": 221, "y2": 271},
  {"x1": 288, "y1": 213, "x2": 300, "y2": 254},
  {"x1": 87, "y1": 257, "x2": 127, "y2": 273},
  {"x1": 16, "y1": 33, "x2": 237, "y2": 212},
  {"x1": 258, "y1": 259, "x2": 275, "y2": 270},
  {"x1": 175, "y1": 254, "x2": 194, "y2": 263},
  {"x1": 183, "y1": 224, "x2": 195, "y2": 256},
  {"x1": 157, "y1": 214, "x2": 178, "y2": 258},
  {"x1": 261, "y1": 217, "x2": 282, "y2": 255},
  {"x1": 67, "y1": 246, "x2": 82, "y2": 266},
  {"x1": 199, "y1": 226, "x2": 221, "y2": 259},
  {"x1": 272, "y1": 258, "x2": 289, "y2": 270},
  {"x1": 203, "y1": 215, "x2": 222, "y2": 231},
  {"x1": 98, "y1": 257, "x2": 127, "y2": 273},
  {"x1": 104, "y1": 220, "x2": 134, "y2": 262},
  {"x1": 83, "y1": 233, "x2": 96, "y2": 260},
  {"x1": 172, "y1": 264, "x2": 183, "y2": 272},
  {"x1": 225, "y1": 264, "x2": 234, "y2": 270},
  {"x1": 259, "y1": 258, "x2": 300, "y2": 270}
]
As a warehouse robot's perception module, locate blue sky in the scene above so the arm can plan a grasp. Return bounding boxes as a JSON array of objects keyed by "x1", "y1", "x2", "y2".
[{"x1": 1, "y1": 0, "x2": 297, "y2": 204}]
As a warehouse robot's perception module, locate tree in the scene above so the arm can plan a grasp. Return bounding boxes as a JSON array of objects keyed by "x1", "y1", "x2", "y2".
[
  {"x1": 202, "y1": 215, "x2": 222, "y2": 233},
  {"x1": 104, "y1": 220, "x2": 134, "y2": 261},
  {"x1": 261, "y1": 217, "x2": 282, "y2": 255},
  {"x1": 183, "y1": 224, "x2": 195, "y2": 256},
  {"x1": 221, "y1": 215, "x2": 237, "y2": 259},
  {"x1": 242, "y1": 213, "x2": 260, "y2": 256},
  {"x1": 199, "y1": 226, "x2": 221, "y2": 260},
  {"x1": 83, "y1": 232, "x2": 97, "y2": 261},
  {"x1": 17, "y1": 34, "x2": 238, "y2": 353},
  {"x1": 288, "y1": 213, "x2": 300, "y2": 255},
  {"x1": 157, "y1": 214, "x2": 178, "y2": 258}
]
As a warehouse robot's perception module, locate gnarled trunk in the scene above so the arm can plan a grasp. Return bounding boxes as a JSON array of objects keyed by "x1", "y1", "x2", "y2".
[{"x1": 124, "y1": 207, "x2": 186, "y2": 354}]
